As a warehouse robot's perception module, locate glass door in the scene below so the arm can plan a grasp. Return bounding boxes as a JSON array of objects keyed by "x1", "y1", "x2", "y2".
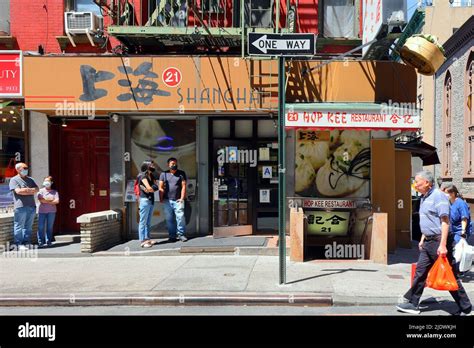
[{"x1": 212, "y1": 140, "x2": 254, "y2": 238}]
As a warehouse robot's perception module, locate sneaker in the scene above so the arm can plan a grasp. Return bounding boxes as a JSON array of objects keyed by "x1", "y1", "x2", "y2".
[
  {"x1": 398, "y1": 295, "x2": 410, "y2": 304},
  {"x1": 168, "y1": 237, "x2": 177, "y2": 243},
  {"x1": 453, "y1": 309, "x2": 472, "y2": 316},
  {"x1": 396, "y1": 302, "x2": 420, "y2": 314},
  {"x1": 178, "y1": 235, "x2": 188, "y2": 242}
]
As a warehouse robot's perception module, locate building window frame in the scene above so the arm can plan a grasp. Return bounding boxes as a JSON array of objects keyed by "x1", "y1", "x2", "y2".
[
  {"x1": 465, "y1": 53, "x2": 474, "y2": 178},
  {"x1": 442, "y1": 71, "x2": 453, "y2": 178},
  {"x1": 319, "y1": 0, "x2": 360, "y2": 39},
  {"x1": 66, "y1": 0, "x2": 102, "y2": 15}
]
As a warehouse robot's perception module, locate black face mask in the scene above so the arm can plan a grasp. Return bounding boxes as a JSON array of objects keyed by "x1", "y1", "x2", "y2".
[{"x1": 170, "y1": 165, "x2": 178, "y2": 171}]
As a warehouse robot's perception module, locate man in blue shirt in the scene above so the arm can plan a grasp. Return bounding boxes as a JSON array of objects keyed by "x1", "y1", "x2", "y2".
[{"x1": 397, "y1": 171, "x2": 472, "y2": 315}]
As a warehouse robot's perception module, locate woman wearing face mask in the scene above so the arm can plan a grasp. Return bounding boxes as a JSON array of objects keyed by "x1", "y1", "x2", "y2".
[
  {"x1": 137, "y1": 160, "x2": 159, "y2": 248},
  {"x1": 37, "y1": 176, "x2": 59, "y2": 248},
  {"x1": 444, "y1": 184, "x2": 472, "y2": 245}
]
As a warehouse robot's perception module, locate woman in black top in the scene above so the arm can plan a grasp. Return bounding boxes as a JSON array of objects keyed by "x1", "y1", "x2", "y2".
[{"x1": 137, "y1": 160, "x2": 158, "y2": 248}]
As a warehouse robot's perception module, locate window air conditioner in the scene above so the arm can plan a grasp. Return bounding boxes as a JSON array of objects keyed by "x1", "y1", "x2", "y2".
[{"x1": 64, "y1": 11, "x2": 103, "y2": 47}]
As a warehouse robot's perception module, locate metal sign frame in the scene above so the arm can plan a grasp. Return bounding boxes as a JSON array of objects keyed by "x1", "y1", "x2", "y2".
[{"x1": 247, "y1": 33, "x2": 316, "y2": 57}]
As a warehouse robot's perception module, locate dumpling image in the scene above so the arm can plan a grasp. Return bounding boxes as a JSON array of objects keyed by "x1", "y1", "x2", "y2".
[
  {"x1": 315, "y1": 147, "x2": 370, "y2": 197},
  {"x1": 132, "y1": 119, "x2": 166, "y2": 148},
  {"x1": 332, "y1": 142, "x2": 369, "y2": 176},
  {"x1": 296, "y1": 141, "x2": 330, "y2": 171},
  {"x1": 295, "y1": 155, "x2": 316, "y2": 193},
  {"x1": 340, "y1": 130, "x2": 370, "y2": 148}
]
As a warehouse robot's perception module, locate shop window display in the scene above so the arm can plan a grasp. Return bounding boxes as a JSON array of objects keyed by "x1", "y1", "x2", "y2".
[
  {"x1": 130, "y1": 119, "x2": 197, "y2": 235},
  {"x1": 295, "y1": 129, "x2": 370, "y2": 199}
]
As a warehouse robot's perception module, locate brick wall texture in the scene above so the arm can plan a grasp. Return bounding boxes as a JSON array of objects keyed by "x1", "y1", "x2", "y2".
[
  {"x1": 80, "y1": 216, "x2": 122, "y2": 253},
  {"x1": 0, "y1": 214, "x2": 39, "y2": 247}
]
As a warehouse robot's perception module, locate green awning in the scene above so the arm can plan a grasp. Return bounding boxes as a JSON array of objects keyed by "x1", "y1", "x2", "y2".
[{"x1": 0, "y1": 101, "x2": 12, "y2": 108}]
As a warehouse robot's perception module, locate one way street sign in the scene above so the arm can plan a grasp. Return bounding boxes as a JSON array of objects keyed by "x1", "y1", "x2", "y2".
[{"x1": 248, "y1": 33, "x2": 316, "y2": 56}]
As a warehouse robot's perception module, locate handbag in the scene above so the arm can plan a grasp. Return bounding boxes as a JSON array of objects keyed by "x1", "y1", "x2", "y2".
[{"x1": 426, "y1": 256, "x2": 459, "y2": 291}]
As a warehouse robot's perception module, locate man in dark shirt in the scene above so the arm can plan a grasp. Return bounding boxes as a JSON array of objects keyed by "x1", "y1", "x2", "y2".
[{"x1": 159, "y1": 158, "x2": 188, "y2": 242}]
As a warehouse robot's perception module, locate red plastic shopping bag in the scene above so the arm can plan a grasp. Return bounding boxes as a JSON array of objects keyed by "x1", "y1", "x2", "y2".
[{"x1": 426, "y1": 256, "x2": 459, "y2": 291}]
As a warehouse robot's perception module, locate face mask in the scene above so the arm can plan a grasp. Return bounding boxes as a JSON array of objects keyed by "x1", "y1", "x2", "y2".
[
  {"x1": 149, "y1": 167, "x2": 156, "y2": 172},
  {"x1": 445, "y1": 193, "x2": 451, "y2": 199},
  {"x1": 43, "y1": 181, "x2": 52, "y2": 188},
  {"x1": 170, "y1": 165, "x2": 178, "y2": 171},
  {"x1": 20, "y1": 169, "x2": 28, "y2": 176}
]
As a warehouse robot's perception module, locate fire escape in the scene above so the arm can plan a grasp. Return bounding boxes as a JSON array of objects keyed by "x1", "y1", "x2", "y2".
[{"x1": 104, "y1": 0, "x2": 296, "y2": 54}]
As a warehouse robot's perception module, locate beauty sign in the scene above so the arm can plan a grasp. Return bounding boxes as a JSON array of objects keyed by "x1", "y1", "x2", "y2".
[{"x1": 0, "y1": 51, "x2": 22, "y2": 97}]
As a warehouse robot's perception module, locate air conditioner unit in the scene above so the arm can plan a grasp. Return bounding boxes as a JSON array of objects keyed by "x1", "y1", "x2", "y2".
[{"x1": 64, "y1": 11, "x2": 103, "y2": 47}]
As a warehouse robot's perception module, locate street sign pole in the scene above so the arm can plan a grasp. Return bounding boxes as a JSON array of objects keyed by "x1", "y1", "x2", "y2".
[
  {"x1": 278, "y1": 55, "x2": 286, "y2": 285},
  {"x1": 247, "y1": 32, "x2": 315, "y2": 285}
]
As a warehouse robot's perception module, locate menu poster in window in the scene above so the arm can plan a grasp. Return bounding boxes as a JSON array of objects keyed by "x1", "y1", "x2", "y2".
[
  {"x1": 125, "y1": 180, "x2": 136, "y2": 202},
  {"x1": 260, "y1": 189, "x2": 270, "y2": 203},
  {"x1": 259, "y1": 147, "x2": 270, "y2": 161},
  {"x1": 295, "y1": 130, "x2": 370, "y2": 199}
]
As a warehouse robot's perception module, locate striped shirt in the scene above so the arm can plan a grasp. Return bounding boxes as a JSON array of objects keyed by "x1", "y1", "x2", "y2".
[{"x1": 419, "y1": 187, "x2": 450, "y2": 236}]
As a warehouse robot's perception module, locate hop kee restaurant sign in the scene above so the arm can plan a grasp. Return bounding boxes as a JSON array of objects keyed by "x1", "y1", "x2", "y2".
[
  {"x1": 285, "y1": 103, "x2": 421, "y2": 130},
  {"x1": 0, "y1": 51, "x2": 22, "y2": 97}
]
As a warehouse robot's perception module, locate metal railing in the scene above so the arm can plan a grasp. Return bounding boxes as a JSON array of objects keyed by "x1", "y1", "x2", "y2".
[{"x1": 111, "y1": 0, "x2": 281, "y2": 30}]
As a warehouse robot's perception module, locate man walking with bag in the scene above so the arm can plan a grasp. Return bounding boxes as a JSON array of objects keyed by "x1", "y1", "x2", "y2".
[{"x1": 396, "y1": 171, "x2": 472, "y2": 315}]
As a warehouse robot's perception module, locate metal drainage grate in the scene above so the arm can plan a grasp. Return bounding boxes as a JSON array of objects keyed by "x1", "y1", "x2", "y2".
[{"x1": 387, "y1": 274, "x2": 405, "y2": 280}]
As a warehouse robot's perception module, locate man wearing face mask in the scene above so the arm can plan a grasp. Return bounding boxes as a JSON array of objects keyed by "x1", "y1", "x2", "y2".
[
  {"x1": 159, "y1": 158, "x2": 188, "y2": 242},
  {"x1": 8, "y1": 163, "x2": 39, "y2": 250}
]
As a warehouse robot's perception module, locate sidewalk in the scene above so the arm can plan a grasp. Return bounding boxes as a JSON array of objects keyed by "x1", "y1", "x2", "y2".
[{"x1": 1, "y1": 246, "x2": 474, "y2": 308}]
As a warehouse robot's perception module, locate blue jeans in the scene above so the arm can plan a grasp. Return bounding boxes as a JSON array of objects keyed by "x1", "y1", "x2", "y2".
[
  {"x1": 38, "y1": 212, "x2": 56, "y2": 246},
  {"x1": 13, "y1": 206, "x2": 36, "y2": 246},
  {"x1": 163, "y1": 199, "x2": 186, "y2": 238},
  {"x1": 138, "y1": 198, "x2": 154, "y2": 241}
]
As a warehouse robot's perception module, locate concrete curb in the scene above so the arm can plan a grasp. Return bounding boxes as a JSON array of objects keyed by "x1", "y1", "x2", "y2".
[
  {"x1": 0, "y1": 292, "x2": 333, "y2": 307},
  {"x1": 0, "y1": 247, "x2": 291, "y2": 258},
  {"x1": 333, "y1": 291, "x2": 474, "y2": 306}
]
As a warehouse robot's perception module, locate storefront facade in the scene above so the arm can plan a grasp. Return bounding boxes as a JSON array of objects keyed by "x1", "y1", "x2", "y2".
[
  {"x1": 23, "y1": 56, "x2": 279, "y2": 237},
  {"x1": 284, "y1": 60, "x2": 419, "y2": 258},
  {"x1": 22, "y1": 56, "x2": 420, "y2": 256}
]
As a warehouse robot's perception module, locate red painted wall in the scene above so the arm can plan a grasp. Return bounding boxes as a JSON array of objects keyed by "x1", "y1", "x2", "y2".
[{"x1": 6, "y1": 0, "x2": 119, "y2": 54}]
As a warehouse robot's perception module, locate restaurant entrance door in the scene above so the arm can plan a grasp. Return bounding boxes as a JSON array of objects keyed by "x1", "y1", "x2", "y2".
[{"x1": 212, "y1": 140, "x2": 255, "y2": 238}]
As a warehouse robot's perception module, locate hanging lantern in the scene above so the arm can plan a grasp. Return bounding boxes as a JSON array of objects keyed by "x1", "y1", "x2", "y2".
[{"x1": 400, "y1": 35, "x2": 446, "y2": 76}]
